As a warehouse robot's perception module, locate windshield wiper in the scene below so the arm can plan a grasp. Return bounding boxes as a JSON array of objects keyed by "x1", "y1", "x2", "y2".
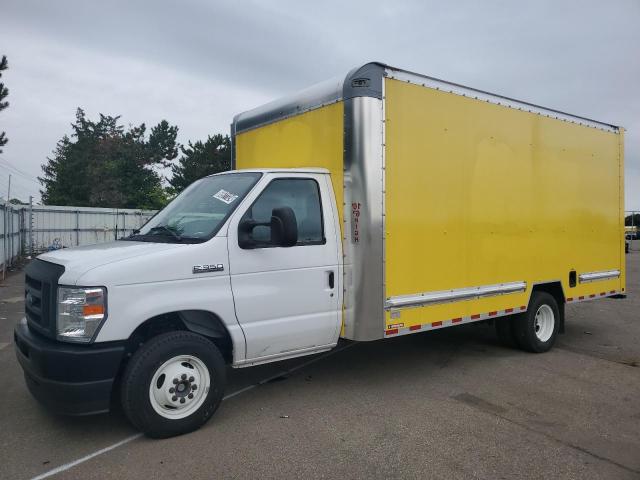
[
  {"x1": 121, "y1": 226, "x2": 204, "y2": 244},
  {"x1": 147, "y1": 225, "x2": 183, "y2": 240}
]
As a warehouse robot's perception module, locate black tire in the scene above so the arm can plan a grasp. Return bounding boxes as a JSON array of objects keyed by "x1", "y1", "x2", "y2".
[
  {"x1": 120, "y1": 331, "x2": 226, "y2": 438},
  {"x1": 495, "y1": 316, "x2": 518, "y2": 348},
  {"x1": 513, "y1": 291, "x2": 559, "y2": 353}
]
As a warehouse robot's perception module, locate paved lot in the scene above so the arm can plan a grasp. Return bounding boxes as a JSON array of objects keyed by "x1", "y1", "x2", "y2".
[{"x1": 1, "y1": 254, "x2": 639, "y2": 480}]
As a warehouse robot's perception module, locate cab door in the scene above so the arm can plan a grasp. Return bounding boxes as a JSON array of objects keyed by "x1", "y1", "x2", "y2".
[{"x1": 227, "y1": 173, "x2": 341, "y2": 361}]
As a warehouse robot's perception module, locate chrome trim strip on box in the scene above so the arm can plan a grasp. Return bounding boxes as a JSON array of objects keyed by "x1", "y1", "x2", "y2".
[
  {"x1": 342, "y1": 96, "x2": 385, "y2": 341},
  {"x1": 385, "y1": 281, "x2": 527, "y2": 309},
  {"x1": 233, "y1": 76, "x2": 344, "y2": 134},
  {"x1": 233, "y1": 63, "x2": 386, "y2": 135},
  {"x1": 380, "y1": 74, "x2": 387, "y2": 329},
  {"x1": 578, "y1": 269, "x2": 621, "y2": 283},
  {"x1": 231, "y1": 61, "x2": 619, "y2": 142}
]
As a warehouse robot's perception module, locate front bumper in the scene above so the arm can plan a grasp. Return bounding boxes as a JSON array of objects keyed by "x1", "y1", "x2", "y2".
[{"x1": 14, "y1": 319, "x2": 126, "y2": 415}]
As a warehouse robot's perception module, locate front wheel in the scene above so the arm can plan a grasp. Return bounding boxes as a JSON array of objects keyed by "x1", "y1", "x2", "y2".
[
  {"x1": 121, "y1": 331, "x2": 226, "y2": 438},
  {"x1": 513, "y1": 291, "x2": 560, "y2": 353}
]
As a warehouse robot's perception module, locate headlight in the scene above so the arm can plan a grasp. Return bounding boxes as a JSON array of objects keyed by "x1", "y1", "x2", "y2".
[{"x1": 57, "y1": 286, "x2": 107, "y2": 343}]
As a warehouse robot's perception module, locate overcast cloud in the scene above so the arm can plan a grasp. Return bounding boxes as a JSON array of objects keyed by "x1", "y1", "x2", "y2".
[{"x1": 1, "y1": 0, "x2": 638, "y2": 208}]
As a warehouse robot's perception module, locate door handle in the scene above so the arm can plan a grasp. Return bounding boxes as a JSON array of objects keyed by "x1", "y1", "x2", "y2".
[{"x1": 327, "y1": 271, "x2": 335, "y2": 289}]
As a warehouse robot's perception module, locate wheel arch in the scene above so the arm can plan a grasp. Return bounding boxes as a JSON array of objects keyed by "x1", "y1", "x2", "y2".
[
  {"x1": 125, "y1": 310, "x2": 235, "y2": 364},
  {"x1": 530, "y1": 281, "x2": 566, "y2": 333}
]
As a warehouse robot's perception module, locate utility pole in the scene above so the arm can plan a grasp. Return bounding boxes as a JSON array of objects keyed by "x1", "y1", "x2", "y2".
[{"x1": 2, "y1": 174, "x2": 9, "y2": 280}]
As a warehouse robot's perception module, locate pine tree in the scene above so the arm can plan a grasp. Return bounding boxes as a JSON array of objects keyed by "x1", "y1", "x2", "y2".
[
  {"x1": 169, "y1": 134, "x2": 231, "y2": 194},
  {"x1": 0, "y1": 55, "x2": 9, "y2": 153},
  {"x1": 40, "y1": 108, "x2": 178, "y2": 209}
]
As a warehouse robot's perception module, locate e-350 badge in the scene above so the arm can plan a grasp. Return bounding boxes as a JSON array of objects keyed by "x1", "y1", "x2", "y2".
[{"x1": 192, "y1": 264, "x2": 224, "y2": 274}]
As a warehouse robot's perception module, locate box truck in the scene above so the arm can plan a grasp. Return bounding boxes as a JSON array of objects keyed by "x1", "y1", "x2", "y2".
[{"x1": 15, "y1": 62, "x2": 625, "y2": 438}]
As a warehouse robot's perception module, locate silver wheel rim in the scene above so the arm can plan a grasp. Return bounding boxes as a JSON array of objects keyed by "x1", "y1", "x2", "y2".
[
  {"x1": 149, "y1": 355, "x2": 210, "y2": 420},
  {"x1": 534, "y1": 304, "x2": 555, "y2": 342}
]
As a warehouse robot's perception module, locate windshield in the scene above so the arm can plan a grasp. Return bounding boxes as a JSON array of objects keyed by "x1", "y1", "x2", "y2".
[{"x1": 125, "y1": 172, "x2": 262, "y2": 243}]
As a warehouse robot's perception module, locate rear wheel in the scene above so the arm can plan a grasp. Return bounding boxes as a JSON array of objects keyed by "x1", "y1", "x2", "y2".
[
  {"x1": 513, "y1": 291, "x2": 559, "y2": 353},
  {"x1": 121, "y1": 331, "x2": 226, "y2": 438}
]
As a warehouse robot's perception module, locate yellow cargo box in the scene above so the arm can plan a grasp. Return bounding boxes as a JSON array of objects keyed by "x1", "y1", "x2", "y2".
[{"x1": 233, "y1": 62, "x2": 624, "y2": 343}]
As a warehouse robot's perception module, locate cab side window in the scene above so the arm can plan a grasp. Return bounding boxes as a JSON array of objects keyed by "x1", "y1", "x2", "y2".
[{"x1": 242, "y1": 178, "x2": 324, "y2": 246}]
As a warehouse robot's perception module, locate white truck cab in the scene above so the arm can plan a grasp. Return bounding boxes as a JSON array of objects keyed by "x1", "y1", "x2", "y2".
[
  {"x1": 15, "y1": 62, "x2": 625, "y2": 438},
  {"x1": 16, "y1": 168, "x2": 343, "y2": 437}
]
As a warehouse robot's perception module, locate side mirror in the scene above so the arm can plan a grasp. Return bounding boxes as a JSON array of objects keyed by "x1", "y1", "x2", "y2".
[
  {"x1": 238, "y1": 218, "x2": 260, "y2": 249},
  {"x1": 238, "y1": 206, "x2": 298, "y2": 249},
  {"x1": 270, "y1": 207, "x2": 298, "y2": 247}
]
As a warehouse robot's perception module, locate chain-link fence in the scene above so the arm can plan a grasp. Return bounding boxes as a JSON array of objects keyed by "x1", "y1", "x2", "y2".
[
  {"x1": 0, "y1": 205, "x2": 21, "y2": 273},
  {"x1": 1, "y1": 201, "x2": 156, "y2": 278}
]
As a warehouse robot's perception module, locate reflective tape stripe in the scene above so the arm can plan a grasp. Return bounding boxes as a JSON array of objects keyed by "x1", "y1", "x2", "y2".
[
  {"x1": 566, "y1": 290, "x2": 620, "y2": 304},
  {"x1": 385, "y1": 290, "x2": 622, "y2": 337},
  {"x1": 385, "y1": 306, "x2": 524, "y2": 337}
]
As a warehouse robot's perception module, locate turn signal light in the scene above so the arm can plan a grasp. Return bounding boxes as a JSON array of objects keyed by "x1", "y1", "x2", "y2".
[{"x1": 83, "y1": 304, "x2": 105, "y2": 316}]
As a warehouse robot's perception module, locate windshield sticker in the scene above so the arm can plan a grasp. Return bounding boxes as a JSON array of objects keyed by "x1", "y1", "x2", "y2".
[{"x1": 213, "y1": 189, "x2": 239, "y2": 204}]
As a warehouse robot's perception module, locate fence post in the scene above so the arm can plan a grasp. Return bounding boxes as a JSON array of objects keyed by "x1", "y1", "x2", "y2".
[
  {"x1": 8, "y1": 206, "x2": 12, "y2": 267},
  {"x1": 75, "y1": 210, "x2": 80, "y2": 246},
  {"x1": 19, "y1": 207, "x2": 23, "y2": 257},
  {"x1": 28, "y1": 196, "x2": 33, "y2": 257},
  {"x1": 2, "y1": 204, "x2": 5, "y2": 280},
  {"x1": 10, "y1": 206, "x2": 14, "y2": 267},
  {"x1": 5, "y1": 205, "x2": 9, "y2": 269}
]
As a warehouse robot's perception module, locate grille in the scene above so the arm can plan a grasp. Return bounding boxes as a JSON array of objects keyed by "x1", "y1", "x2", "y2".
[
  {"x1": 24, "y1": 260, "x2": 65, "y2": 339},
  {"x1": 25, "y1": 275, "x2": 46, "y2": 330}
]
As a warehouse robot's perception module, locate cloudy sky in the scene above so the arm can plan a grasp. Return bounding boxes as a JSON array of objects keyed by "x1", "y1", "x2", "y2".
[{"x1": 1, "y1": 0, "x2": 638, "y2": 209}]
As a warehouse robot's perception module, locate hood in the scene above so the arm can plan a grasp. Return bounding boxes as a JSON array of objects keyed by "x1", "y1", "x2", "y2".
[{"x1": 38, "y1": 241, "x2": 184, "y2": 284}]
